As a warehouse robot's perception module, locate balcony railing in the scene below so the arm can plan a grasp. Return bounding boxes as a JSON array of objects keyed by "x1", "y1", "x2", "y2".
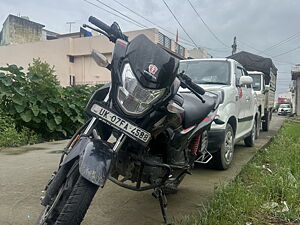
[
  {"x1": 292, "y1": 65, "x2": 300, "y2": 73},
  {"x1": 158, "y1": 32, "x2": 171, "y2": 49},
  {"x1": 158, "y1": 32, "x2": 185, "y2": 58}
]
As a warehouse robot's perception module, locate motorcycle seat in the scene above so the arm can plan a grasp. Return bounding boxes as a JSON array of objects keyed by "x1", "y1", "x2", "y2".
[{"x1": 181, "y1": 92, "x2": 216, "y2": 129}]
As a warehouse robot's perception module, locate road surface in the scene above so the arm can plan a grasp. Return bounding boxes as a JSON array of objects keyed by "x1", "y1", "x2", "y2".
[{"x1": 0, "y1": 115, "x2": 284, "y2": 225}]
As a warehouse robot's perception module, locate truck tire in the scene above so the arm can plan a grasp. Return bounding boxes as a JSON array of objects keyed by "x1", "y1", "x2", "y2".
[
  {"x1": 244, "y1": 120, "x2": 256, "y2": 147},
  {"x1": 256, "y1": 113, "x2": 261, "y2": 139},
  {"x1": 212, "y1": 124, "x2": 235, "y2": 170},
  {"x1": 262, "y1": 111, "x2": 270, "y2": 131}
]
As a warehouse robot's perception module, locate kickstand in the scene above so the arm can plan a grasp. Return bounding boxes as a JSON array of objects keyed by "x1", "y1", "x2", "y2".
[{"x1": 152, "y1": 188, "x2": 171, "y2": 225}]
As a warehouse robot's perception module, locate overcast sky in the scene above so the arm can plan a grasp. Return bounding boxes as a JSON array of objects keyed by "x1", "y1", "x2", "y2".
[{"x1": 1, "y1": 0, "x2": 299, "y2": 94}]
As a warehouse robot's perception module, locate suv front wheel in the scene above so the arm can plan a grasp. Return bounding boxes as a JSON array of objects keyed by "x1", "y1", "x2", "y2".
[{"x1": 212, "y1": 123, "x2": 235, "y2": 170}]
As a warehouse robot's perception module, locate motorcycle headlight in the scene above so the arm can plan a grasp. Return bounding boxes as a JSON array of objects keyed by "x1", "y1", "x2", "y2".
[{"x1": 117, "y1": 63, "x2": 165, "y2": 115}]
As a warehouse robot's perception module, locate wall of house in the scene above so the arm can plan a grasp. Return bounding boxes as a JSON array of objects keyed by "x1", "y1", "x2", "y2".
[
  {"x1": 0, "y1": 38, "x2": 70, "y2": 85},
  {"x1": 0, "y1": 15, "x2": 44, "y2": 46},
  {"x1": 0, "y1": 27, "x2": 188, "y2": 86},
  {"x1": 0, "y1": 20, "x2": 10, "y2": 45},
  {"x1": 0, "y1": 34, "x2": 116, "y2": 86}
]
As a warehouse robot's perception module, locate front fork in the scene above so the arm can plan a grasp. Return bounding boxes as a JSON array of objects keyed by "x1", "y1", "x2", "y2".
[{"x1": 63, "y1": 116, "x2": 126, "y2": 159}]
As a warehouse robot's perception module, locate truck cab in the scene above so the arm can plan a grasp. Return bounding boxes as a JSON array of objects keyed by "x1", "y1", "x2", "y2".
[
  {"x1": 248, "y1": 70, "x2": 276, "y2": 131},
  {"x1": 228, "y1": 51, "x2": 277, "y2": 132}
]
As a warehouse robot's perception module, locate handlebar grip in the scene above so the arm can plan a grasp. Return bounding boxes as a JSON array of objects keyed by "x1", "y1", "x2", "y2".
[
  {"x1": 89, "y1": 16, "x2": 111, "y2": 34},
  {"x1": 189, "y1": 81, "x2": 205, "y2": 95}
]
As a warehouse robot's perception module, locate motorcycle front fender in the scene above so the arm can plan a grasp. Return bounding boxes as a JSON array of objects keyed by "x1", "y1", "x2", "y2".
[
  {"x1": 61, "y1": 137, "x2": 113, "y2": 187},
  {"x1": 79, "y1": 139, "x2": 113, "y2": 187}
]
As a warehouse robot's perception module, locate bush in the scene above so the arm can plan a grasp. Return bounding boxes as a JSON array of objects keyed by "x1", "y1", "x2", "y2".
[
  {"x1": 0, "y1": 110, "x2": 41, "y2": 147},
  {"x1": 0, "y1": 59, "x2": 101, "y2": 139}
]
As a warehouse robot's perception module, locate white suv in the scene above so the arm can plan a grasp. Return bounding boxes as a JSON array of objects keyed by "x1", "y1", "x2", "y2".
[{"x1": 179, "y1": 58, "x2": 258, "y2": 169}]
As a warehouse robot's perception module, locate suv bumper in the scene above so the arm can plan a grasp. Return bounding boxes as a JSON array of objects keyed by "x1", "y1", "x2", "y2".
[{"x1": 208, "y1": 129, "x2": 226, "y2": 153}]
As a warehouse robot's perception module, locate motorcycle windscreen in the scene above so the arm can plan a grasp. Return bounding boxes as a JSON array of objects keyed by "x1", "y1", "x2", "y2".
[
  {"x1": 125, "y1": 34, "x2": 179, "y2": 89},
  {"x1": 79, "y1": 139, "x2": 113, "y2": 187}
]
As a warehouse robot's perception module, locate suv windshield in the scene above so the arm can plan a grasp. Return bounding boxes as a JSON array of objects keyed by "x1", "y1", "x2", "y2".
[
  {"x1": 179, "y1": 60, "x2": 230, "y2": 85},
  {"x1": 280, "y1": 104, "x2": 291, "y2": 108},
  {"x1": 249, "y1": 74, "x2": 261, "y2": 91}
]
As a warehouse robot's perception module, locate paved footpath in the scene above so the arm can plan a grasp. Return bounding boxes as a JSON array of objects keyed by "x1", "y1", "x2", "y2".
[{"x1": 0, "y1": 115, "x2": 284, "y2": 225}]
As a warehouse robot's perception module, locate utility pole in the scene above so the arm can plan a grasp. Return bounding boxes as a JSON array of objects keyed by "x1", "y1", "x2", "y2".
[
  {"x1": 232, "y1": 36, "x2": 237, "y2": 55},
  {"x1": 66, "y1": 21, "x2": 76, "y2": 33}
]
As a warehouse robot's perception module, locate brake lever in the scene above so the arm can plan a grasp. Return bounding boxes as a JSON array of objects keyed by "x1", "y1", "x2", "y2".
[{"x1": 83, "y1": 24, "x2": 110, "y2": 38}]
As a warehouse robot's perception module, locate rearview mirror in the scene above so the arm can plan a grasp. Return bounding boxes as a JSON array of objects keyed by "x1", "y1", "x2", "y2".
[
  {"x1": 91, "y1": 49, "x2": 109, "y2": 67},
  {"x1": 240, "y1": 76, "x2": 253, "y2": 86}
]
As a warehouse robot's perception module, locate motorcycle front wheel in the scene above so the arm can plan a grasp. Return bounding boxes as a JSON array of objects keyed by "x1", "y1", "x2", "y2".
[{"x1": 36, "y1": 160, "x2": 99, "y2": 225}]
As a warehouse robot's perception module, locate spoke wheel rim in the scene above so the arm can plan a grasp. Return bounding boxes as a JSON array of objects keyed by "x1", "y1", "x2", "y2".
[{"x1": 39, "y1": 183, "x2": 65, "y2": 224}]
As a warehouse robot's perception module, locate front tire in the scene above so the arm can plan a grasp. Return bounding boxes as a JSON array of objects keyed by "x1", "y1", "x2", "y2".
[
  {"x1": 212, "y1": 124, "x2": 234, "y2": 170},
  {"x1": 37, "y1": 162, "x2": 99, "y2": 225},
  {"x1": 54, "y1": 176, "x2": 98, "y2": 225}
]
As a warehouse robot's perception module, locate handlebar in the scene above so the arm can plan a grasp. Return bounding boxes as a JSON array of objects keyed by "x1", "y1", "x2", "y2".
[
  {"x1": 89, "y1": 16, "x2": 112, "y2": 35},
  {"x1": 178, "y1": 73, "x2": 205, "y2": 95},
  {"x1": 88, "y1": 16, "x2": 128, "y2": 43},
  {"x1": 177, "y1": 73, "x2": 205, "y2": 103},
  {"x1": 187, "y1": 79, "x2": 205, "y2": 95}
]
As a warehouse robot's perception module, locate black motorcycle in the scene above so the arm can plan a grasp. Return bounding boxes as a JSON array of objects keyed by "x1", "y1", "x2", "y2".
[{"x1": 36, "y1": 16, "x2": 222, "y2": 225}]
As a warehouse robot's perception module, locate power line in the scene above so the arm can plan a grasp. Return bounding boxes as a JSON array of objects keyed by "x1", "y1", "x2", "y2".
[
  {"x1": 258, "y1": 31, "x2": 300, "y2": 54},
  {"x1": 161, "y1": 0, "x2": 198, "y2": 48},
  {"x1": 237, "y1": 40, "x2": 295, "y2": 65},
  {"x1": 110, "y1": 0, "x2": 197, "y2": 48},
  {"x1": 85, "y1": 0, "x2": 198, "y2": 48},
  {"x1": 94, "y1": 0, "x2": 148, "y2": 28},
  {"x1": 273, "y1": 45, "x2": 300, "y2": 58},
  {"x1": 86, "y1": 0, "x2": 224, "y2": 53},
  {"x1": 83, "y1": 0, "x2": 144, "y2": 28},
  {"x1": 187, "y1": 0, "x2": 230, "y2": 48},
  {"x1": 110, "y1": 0, "x2": 176, "y2": 38}
]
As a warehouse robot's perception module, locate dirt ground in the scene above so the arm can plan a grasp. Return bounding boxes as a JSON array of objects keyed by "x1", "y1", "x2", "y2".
[{"x1": 0, "y1": 115, "x2": 284, "y2": 225}]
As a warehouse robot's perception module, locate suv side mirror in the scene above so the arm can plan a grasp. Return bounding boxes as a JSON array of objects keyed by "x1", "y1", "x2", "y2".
[
  {"x1": 265, "y1": 84, "x2": 270, "y2": 91},
  {"x1": 240, "y1": 76, "x2": 253, "y2": 86}
]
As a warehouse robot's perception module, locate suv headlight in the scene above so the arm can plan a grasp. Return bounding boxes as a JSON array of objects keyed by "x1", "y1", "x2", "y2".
[
  {"x1": 117, "y1": 63, "x2": 165, "y2": 115},
  {"x1": 205, "y1": 90, "x2": 224, "y2": 104}
]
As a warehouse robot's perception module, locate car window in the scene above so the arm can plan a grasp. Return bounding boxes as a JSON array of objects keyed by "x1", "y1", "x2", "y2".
[
  {"x1": 249, "y1": 74, "x2": 261, "y2": 91},
  {"x1": 280, "y1": 104, "x2": 291, "y2": 108},
  {"x1": 179, "y1": 61, "x2": 230, "y2": 85},
  {"x1": 235, "y1": 66, "x2": 243, "y2": 86}
]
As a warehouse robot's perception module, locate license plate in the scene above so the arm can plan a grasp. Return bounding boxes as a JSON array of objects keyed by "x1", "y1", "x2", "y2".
[{"x1": 90, "y1": 104, "x2": 151, "y2": 144}]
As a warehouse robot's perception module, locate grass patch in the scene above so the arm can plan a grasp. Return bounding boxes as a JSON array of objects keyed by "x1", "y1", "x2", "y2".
[{"x1": 177, "y1": 121, "x2": 300, "y2": 225}]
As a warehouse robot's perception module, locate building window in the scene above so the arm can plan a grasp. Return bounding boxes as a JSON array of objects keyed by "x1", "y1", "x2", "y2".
[
  {"x1": 69, "y1": 56, "x2": 75, "y2": 63},
  {"x1": 158, "y1": 32, "x2": 171, "y2": 49}
]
